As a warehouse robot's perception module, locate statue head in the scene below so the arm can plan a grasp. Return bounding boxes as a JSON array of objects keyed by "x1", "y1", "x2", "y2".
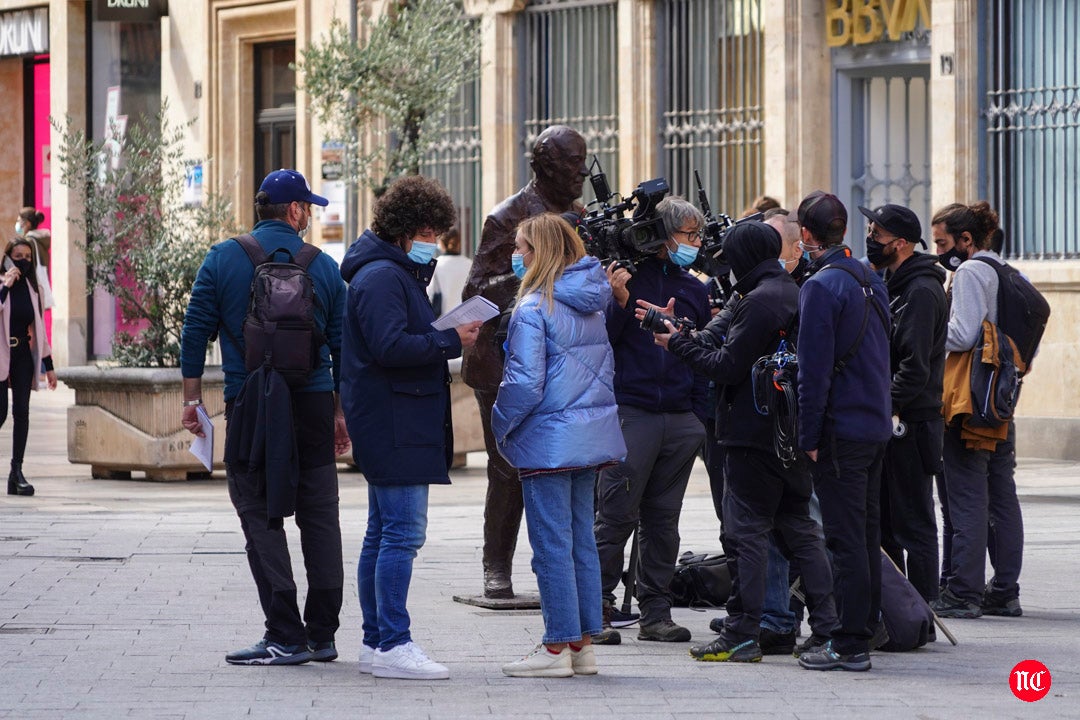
[{"x1": 530, "y1": 125, "x2": 588, "y2": 209}]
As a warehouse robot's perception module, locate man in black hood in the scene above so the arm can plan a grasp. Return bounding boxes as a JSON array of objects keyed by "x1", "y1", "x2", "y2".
[
  {"x1": 647, "y1": 221, "x2": 837, "y2": 662},
  {"x1": 860, "y1": 204, "x2": 947, "y2": 604}
]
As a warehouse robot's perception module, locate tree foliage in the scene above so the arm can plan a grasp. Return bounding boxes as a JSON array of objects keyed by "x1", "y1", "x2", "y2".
[
  {"x1": 298, "y1": 0, "x2": 480, "y2": 195},
  {"x1": 52, "y1": 107, "x2": 240, "y2": 367}
]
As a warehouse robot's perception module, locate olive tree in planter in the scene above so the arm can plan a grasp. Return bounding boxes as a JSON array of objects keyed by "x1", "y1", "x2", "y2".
[{"x1": 53, "y1": 109, "x2": 241, "y2": 480}]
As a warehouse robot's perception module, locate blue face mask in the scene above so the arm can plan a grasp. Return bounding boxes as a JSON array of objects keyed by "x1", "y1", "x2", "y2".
[
  {"x1": 511, "y1": 253, "x2": 528, "y2": 279},
  {"x1": 779, "y1": 258, "x2": 789, "y2": 270},
  {"x1": 407, "y1": 239, "x2": 437, "y2": 265},
  {"x1": 669, "y1": 242, "x2": 699, "y2": 267}
]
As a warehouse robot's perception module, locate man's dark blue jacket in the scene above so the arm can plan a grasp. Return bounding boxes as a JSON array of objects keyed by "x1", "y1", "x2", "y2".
[
  {"x1": 180, "y1": 219, "x2": 346, "y2": 401},
  {"x1": 796, "y1": 245, "x2": 892, "y2": 450},
  {"x1": 605, "y1": 256, "x2": 711, "y2": 419},
  {"x1": 339, "y1": 229, "x2": 462, "y2": 486}
]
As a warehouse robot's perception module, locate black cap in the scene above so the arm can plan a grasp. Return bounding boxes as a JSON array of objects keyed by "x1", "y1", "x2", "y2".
[
  {"x1": 858, "y1": 204, "x2": 925, "y2": 248},
  {"x1": 797, "y1": 191, "x2": 847, "y2": 243}
]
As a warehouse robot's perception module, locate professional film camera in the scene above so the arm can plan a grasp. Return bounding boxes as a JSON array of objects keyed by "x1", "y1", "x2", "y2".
[
  {"x1": 574, "y1": 157, "x2": 670, "y2": 275},
  {"x1": 690, "y1": 170, "x2": 763, "y2": 309}
]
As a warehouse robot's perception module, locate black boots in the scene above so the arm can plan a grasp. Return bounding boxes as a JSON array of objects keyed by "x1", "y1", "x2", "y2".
[{"x1": 7, "y1": 460, "x2": 34, "y2": 496}]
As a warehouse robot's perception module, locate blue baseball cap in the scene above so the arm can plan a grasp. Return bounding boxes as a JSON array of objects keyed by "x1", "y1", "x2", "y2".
[{"x1": 257, "y1": 169, "x2": 328, "y2": 206}]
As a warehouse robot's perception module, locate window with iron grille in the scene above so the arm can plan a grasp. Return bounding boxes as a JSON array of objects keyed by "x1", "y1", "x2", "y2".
[
  {"x1": 658, "y1": 0, "x2": 763, "y2": 216},
  {"x1": 421, "y1": 16, "x2": 482, "y2": 255},
  {"x1": 520, "y1": 0, "x2": 618, "y2": 204},
  {"x1": 985, "y1": 0, "x2": 1080, "y2": 259}
]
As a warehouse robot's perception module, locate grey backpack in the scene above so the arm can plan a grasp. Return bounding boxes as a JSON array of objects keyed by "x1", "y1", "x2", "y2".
[{"x1": 234, "y1": 233, "x2": 325, "y2": 386}]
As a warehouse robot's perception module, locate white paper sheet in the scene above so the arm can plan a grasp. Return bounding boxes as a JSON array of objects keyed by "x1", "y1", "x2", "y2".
[
  {"x1": 189, "y1": 405, "x2": 214, "y2": 472},
  {"x1": 430, "y1": 295, "x2": 500, "y2": 331}
]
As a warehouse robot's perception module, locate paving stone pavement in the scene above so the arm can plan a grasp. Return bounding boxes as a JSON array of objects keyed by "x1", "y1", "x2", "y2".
[{"x1": 1, "y1": 387, "x2": 1077, "y2": 719}]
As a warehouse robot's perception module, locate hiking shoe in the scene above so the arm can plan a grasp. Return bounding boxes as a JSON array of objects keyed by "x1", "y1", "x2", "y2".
[
  {"x1": 609, "y1": 607, "x2": 640, "y2": 628},
  {"x1": 758, "y1": 628, "x2": 797, "y2": 655},
  {"x1": 570, "y1": 644, "x2": 598, "y2": 675},
  {"x1": 309, "y1": 640, "x2": 337, "y2": 662},
  {"x1": 359, "y1": 644, "x2": 375, "y2": 674},
  {"x1": 792, "y1": 634, "x2": 829, "y2": 658},
  {"x1": 226, "y1": 638, "x2": 312, "y2": 666},
  {"x1": 931, "y1": 588, "x2": 983, "y2": 619},
  {"x1": 709, "y1": 616, "x2": 724, "y2": 634},
  {"x1": 638, "y1": 619, "x2": 691, "y2": 642},
  {"x1": 982, "y1": 586, "x2": 1023, "y2": 617},
  {"x1": 690, "y1": 636, "x2": 762, "y2": 662},
  {"x1": 502, "y1": 644, "x2": 574, "y2": 678},
  {"x1": 594, "y1": 602, "x2": 622, "y2": 645},
  {"x1": 798, "y1": 640, "x2": 871, "y2": 672},
  {"x1": 372, "y1": 642, "x2": 449, "y2": 680}
]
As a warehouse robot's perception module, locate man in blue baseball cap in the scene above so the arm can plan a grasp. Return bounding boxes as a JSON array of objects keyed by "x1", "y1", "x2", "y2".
[{"x1": 180, "y1": 168, "x2": 348, "y2": 667}]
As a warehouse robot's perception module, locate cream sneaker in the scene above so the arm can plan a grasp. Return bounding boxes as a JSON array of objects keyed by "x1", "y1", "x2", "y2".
[
  {"x1": 502, "y1": 644, "x2": 574, "y2": 678},
  {"x1": 372, "y1": 642, "x2": 449, "y2": 680},
  {"x1": 570, "y1": 644, "x2": 598, "y2": 675}
]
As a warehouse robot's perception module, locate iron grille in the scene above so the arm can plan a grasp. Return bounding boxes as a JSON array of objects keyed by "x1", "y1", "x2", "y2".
[
  {"x1": 658, "y1": 0, "x2": 763, "y2": 216},
  {"x1": 985, "y1": 0, "x2": 1080, "y2": 259},
  {"x1": 521, "y1": 0, "x2": 619, "y2": 204}
]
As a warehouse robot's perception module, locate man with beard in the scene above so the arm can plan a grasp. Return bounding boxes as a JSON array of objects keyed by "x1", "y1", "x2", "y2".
[{"x1": 860, "y1": 204, "x2": 946, "y2": 604}]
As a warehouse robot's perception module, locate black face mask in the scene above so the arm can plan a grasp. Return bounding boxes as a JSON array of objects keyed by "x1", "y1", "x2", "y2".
[
  {"x1": 865, "y1": 236, "x2": 892, "y2": 268},
  {"x1": 937, "y1": 246, "x2": 968, "y2": 271},
  {"x1": 13, "y1": 259, "x2": 32, "y2": 277}
]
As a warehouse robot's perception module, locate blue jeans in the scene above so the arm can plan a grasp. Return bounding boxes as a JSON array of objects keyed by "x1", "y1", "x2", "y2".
[
  {"x1": 358, "y1": 483, "x2": 428, "y2": 651},
  {"x1": 761, "y1": 538, "x2": 796, "y2": 633},
  {"x1": 521, "y1": 468, "x2": 603, "y2": 643}
]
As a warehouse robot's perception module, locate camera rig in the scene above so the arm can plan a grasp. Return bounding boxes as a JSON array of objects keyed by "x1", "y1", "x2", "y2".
[
  {"x1": 690, "y1": 169, "x2": 764, "y2": 308},
  {"x1": 574, "y1": 156, "x2": 670, "y2": 275}
]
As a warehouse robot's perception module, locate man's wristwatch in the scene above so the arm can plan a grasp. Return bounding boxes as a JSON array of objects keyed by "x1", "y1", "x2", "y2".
[{"x1": 182, "y1": 399, "x2": 203, "y2": 407}]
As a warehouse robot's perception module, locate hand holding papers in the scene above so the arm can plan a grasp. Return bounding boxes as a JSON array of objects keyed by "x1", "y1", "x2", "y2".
[
  {"x1": 431, "y1": 295, "x2": 500, "y2": 331},
  {"x1": 189, "y1": 405, "x2": 214, "y2": 472}
]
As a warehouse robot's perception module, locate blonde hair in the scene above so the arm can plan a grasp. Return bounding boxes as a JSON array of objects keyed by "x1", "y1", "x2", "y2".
[{"x1": 515, "y1": 213, "x2": 586, "y2": 310}]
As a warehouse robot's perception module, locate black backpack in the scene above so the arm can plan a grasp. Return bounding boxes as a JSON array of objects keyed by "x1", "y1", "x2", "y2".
[
  {"x1": 233, "y1": 233, "x2": 325, "y2": 386},
  {"x1": 670, "y1": 552, "x2": 732, "y2": 608},
  {"x1": 972, "y1": 257, "x2": 1050, "y2": 374}
]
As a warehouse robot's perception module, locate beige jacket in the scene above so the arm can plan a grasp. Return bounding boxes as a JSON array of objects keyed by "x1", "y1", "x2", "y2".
[{"x1": 0, "y1": 279, "x2": 51, "y2": 386}]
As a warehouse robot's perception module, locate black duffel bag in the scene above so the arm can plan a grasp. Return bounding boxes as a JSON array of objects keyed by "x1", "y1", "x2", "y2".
[{"x1": 670, "y1": 551, "x2": 731, "y2": 608}]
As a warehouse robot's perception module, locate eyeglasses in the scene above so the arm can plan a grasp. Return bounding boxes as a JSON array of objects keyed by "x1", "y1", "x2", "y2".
[
  {"x1": 867, "y1": 224, "x2": 901, "y2": 243},
  {"x1": 798, "y1": 240, "x2": 822, "y2": 252},
  {"x1": 674, "y1": 228, "x2": 704, "y2": 241}
]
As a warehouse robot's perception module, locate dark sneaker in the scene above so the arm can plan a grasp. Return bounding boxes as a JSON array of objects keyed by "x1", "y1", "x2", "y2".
[
  {"x1": 931, "y1": 588, "x2": 983, "y2": 619},
  {"x1": 226, "y1": 639, "x2": 312, "y2": 666},
  {"x1": 594, "y1": 602, "x2": 622, "y2": 645},
  {"x1": 638, "y1": 619, "x2": 691, "y2": 642},
  {"x1": 758, "y1": 628, "x2": 796, "y2": 656},
  {"x1": 310, "y1": 640, "x2": 338, "y2": 662},
  {"x1": 609, "y1": 607, "x2": 640, "y2": 628},
  {"x1": 690, "y1": 637, "x2": 762, "y2": 662},
  {"x1": 870, "y1": 621, "x2": 890, "y2": 650},
  {"x1": 708, "y1": 617, "x2": 724, "y2": 634},
  {"x1": 792, "y1": 634, "x2": 829, "y2": 658},
  {"x1": 798, "y1": 640, "x2": 871, "y2": 672},
  {"x1": 982, "y1": 586, "x2": 1022, "y2": 617}
]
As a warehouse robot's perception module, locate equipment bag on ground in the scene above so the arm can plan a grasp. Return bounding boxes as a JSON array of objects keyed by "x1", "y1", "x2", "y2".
[
  {"x1": 670, "y1": 551, "x2": 731, "y2": 608},
  {"x1": 879, "y1": 549, "x2": 935, "y2": 652}
]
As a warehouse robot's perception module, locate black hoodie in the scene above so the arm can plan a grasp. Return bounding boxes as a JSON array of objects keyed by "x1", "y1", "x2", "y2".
[
  {"x1": 883, "y1": 251, "x2": 948, "y2": 421},
  {"x1": 668, "y1": 222, "x2": 798, "y2": 450}
]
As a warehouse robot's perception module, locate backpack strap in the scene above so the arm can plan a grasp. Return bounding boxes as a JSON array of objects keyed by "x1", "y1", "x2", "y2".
[
  {"x1": 233, "y1": 233, "x2": 269, "y2": 267},
  {"x1": 818, "y1": 262, "x2": 889, "y2": 375}
]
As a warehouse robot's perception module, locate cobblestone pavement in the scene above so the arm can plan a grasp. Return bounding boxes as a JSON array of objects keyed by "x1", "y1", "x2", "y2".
[{"x1": 1, "y1": 388, "x2": 1077, "y2": 719}]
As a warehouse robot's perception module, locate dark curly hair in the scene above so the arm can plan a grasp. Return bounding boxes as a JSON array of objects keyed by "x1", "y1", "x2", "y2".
[
  {"x1": 931, "y1": 201, "x2": 1001, "y2": 250},
  {"x1": 371, "y1": 175, "x2": 457, "y2": 245}
]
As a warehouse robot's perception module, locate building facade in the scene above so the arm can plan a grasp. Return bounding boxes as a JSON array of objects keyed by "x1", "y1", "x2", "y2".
[{"x1": 1, "y1": 0, "x2": 1076, "y2": 455}]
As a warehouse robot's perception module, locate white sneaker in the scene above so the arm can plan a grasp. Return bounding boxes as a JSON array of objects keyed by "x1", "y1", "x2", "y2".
[
  {"x1": 359, "y1": 644, "x2": 375, "y2": 674},
  {"x1": 502, "y1": 644, "x2": 574, "y2": 678},
  {"x1": 570, "y1": 644, "x2": 598, "y2": 675},
  {"x1": 372, "y1": 642, "x2": 449, "y2": 680}
]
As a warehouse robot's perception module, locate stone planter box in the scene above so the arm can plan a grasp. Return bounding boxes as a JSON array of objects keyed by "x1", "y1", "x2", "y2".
[{"x1": 56, "y1": 366, "x2": 226, "y2": 481}]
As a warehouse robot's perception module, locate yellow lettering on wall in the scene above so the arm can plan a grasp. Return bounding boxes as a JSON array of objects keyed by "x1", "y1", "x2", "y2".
[
  {"x1": 826, "y1": 0, "x2": 851, "y2": 48},
  {"x1": 886, "y1": 0, "x2": 932, "y2": 40},
  {"x1": 852, "y1": 0, "x2": 884, "y2": 45}
]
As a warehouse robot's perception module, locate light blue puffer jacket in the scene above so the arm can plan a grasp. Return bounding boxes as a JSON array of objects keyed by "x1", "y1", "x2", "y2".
[{"x1": 492, "y1": 256, "x2": 626, "y2": 470}]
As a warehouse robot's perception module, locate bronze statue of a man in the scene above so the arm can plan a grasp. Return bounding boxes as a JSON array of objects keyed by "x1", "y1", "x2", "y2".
[{"x1": 461, "y1": 125, "x2": 588, "y2": 599}]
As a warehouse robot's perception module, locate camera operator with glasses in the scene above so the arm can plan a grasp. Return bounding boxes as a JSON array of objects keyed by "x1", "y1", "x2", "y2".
[
  {"x1": 593, "y1": 196, "x2": 711, "y2": 645},
  {"x1": 642, "y1": 221, "x2": 838, "y2": 662}
]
